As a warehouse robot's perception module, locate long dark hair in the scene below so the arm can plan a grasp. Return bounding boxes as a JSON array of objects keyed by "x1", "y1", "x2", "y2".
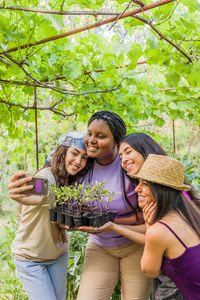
[
  {"x1": 44, "y1": 145, "x2": 92, "y2": 186},
  {"x1": 121, "y1": 132, "x2": 167, "y2": 159},
  {"x1": 44, "y1": 145, "x2": 92, "y2": 243},
  {"x1": 121, "y1": 132, "x2": 200, "y2": 208},
  {"x1": 149, "y1": 182, "x2": 200, "y2": 237},
  {"x1": 46, "y1": 145, "x2": 69, "y2": 186}
]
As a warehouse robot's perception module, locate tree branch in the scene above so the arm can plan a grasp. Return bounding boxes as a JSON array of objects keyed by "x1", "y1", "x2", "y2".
[
  {"x1": 182, "y1": 39, "x2": 200, "y2": 42},
  {"x1": 1, "y1": 79, "x2": 191, "y2": 93},
  {"x1": 84, "y1": 60, "x2": 147, "y2": 74},
  {"x1": 0, "y1": 6, "x2": 121, "y2": 16},
  {"x1": 158, "y1": 87, "x2": 190, "y2": 92},
  {"x1": 132, "y1": 0, "x2": 145, "y2": 7},
  {"x1": 0, "y1": 97, "x2": 75, "y2": 118},
  {"x1": 3, "y1": 53, "x2": 123, "y2": 96},
  {"x1": 0, "y1": 57, "x2": 12, "y2": 65},
  {"x1": 174, "y1": 96, "x2": 200, "y2": 102},
  {"x1": 109, "y1": 0, "x2": 133, "y2": 31},
  {"x1": 0, "y1": 79, "x2": 74, "y2": 91},
  {"x1": 0, "y1": 0, "x2": 175, "y2": 55},
  {"x1": 132, "y1": 15, "x2": 192, "y2": 63}
]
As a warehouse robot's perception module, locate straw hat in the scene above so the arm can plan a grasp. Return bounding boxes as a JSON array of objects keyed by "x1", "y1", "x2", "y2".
[{"x1": 128, "y1": 154, "x2": 191, "y2": 191}]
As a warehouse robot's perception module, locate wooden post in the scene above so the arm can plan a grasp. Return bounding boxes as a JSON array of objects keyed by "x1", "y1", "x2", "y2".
[
  {"x1": 172, "y1": 120, "x2": 176, "y2": 154},
  {"x1": 34, "y1": 87, "x2": 39, "y2": 170}
]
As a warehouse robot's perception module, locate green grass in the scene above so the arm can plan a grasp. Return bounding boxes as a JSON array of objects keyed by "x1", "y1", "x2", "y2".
[{"x1": 0, "y1": 210, "x2": 28, "y2": 300}]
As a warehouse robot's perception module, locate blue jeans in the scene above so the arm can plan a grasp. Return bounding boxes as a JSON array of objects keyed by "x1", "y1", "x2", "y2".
[{"x1": 14, "y1": 251, "x2": 69, "y2": 300}]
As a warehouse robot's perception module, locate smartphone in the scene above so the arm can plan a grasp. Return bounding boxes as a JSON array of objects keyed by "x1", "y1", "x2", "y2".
[{"x1": 19, "y1": 175, "x2": 49, "y2": 195}]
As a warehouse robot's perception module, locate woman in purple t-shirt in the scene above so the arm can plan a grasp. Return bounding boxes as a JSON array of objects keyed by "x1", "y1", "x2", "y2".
[{"x1": 76, "y1": 111, "x2": 151, "y2": 300}]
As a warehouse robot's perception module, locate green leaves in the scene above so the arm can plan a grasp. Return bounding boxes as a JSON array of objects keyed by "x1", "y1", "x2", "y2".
[
  {"x1": 0, "y1": 0, "x2": 199, "y2": 145},
  {"x1": 127, "y1": 44, "x2": 143, "y2": 70},
  {"x1": 165, "y1": 72, "x2": 180, "y2": 85},
  {"x1": 63, "y1": 61, "x2": 83, "y2": 79},
  {"x1": 187, "y1": 62, "x2": 200, "y2": 87}
]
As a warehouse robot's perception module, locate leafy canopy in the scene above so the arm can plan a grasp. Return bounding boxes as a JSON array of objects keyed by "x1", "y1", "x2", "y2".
[{"x1": 0, "y1": 0, "x2": 199, "y2": 138}]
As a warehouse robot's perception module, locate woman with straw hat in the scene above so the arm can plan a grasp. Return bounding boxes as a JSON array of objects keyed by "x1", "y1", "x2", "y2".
[{"x1": 98, "y1": 154, "x2": 200, "y2": 300}]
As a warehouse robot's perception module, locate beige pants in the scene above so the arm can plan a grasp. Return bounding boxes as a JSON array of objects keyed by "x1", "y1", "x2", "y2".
[{"x1": 77, "y1": 238, "x2": 151, "y2": 300}]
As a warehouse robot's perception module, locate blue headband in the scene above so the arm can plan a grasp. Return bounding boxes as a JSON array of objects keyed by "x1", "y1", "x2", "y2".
[{"x1": 59, "y1": 132, "x2": 86, "y2": 151}]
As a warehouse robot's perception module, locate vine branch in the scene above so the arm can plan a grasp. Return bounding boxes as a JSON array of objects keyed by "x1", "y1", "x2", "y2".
[
  {"x1": 3, "y1": 53, "x2": 123, "y2": 96},
  {"x1": 0, "y1": 0, "x2": 175, "y2": 55},
  {"x1": 182, "y1": 39, "x2": 200, "y2": 42},
  {"x1": 0, "y1": 79, "x2": 191, "y2": 93},
  {"x1": 0, "y1": 6, "x2": 121, "y2": 16},
  {"x1": 0, "y1": 98, "x2": 75, "y2": 118},
  {"x1": 133, "y1": 15, "x2": 192, "y2": 63},
  {"x1": 109, "y1": 0, "x2": 133, "y2": 31}
]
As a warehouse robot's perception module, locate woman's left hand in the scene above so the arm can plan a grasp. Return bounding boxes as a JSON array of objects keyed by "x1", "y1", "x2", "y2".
[{"x1": 77, "y1": 222, "x2": 115, "y2": 234}]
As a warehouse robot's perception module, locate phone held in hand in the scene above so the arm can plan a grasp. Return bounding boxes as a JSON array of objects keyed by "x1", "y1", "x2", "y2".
[{"x1": 20, "y1": 175, "x2": 49, "y2": 195}]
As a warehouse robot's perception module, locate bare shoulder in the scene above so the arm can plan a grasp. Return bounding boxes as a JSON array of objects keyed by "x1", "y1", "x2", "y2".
[{"x1": 146, "y1": 222, "x2": 169, "y2": 245}]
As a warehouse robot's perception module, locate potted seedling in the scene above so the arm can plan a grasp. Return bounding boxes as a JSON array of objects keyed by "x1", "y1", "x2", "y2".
[
  {"x1": 49, "y1": 180, "x2": 118, "y2": 227},
  {"x1": 70, "y1": 183, "x2": 85, "y2": 227},
  {"x1": 58, "y1": 185, "x2": 75, "y2": 227},
  {"x1": 50, "y1": 185, "x2": 72, "y2": 225},
  {"x1": 49, "y1": 186, "x2": 65, "y2": 223},
  {"x1": 82, "y1": 181, "x2": 117, "y2": 227}
]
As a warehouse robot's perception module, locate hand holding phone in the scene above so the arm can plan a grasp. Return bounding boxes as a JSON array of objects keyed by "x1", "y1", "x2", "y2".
[{"x1": 19, "y1": 175, "x2": 49, "y2": 195}]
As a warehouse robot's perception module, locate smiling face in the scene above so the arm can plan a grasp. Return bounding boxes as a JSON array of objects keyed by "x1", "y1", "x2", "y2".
[
  {"x1": 84, "y1": 119, "x2": 117, "y2": 165},
  {"x1": 119, "y1": 142, "x2": 145, "y2": 175},
  {"x1": 135, "y1": 180, "x2": 156, "y2": 209},
  {"x1": 65, "y1": 146, "x2": 88, "y2": 175}
]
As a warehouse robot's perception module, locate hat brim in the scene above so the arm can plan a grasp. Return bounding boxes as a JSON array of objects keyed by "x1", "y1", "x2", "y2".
[{"x1": 127, "y1": 173, "x2": 191, "y2": 192}]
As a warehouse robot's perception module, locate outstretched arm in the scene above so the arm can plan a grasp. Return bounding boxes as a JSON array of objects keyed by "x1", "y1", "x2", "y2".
[
  {"x1": 114, "y1": 211, "x2": 145, "y2": 226},
  {"x1": 8, "y1": 172, "x2": 44, "y2": 205},
  {"x1": 77, "y1": 222, "x2": 146, "y2": 245}
]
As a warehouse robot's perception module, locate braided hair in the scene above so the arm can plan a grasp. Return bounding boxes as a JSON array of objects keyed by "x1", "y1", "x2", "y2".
[{"x1": 88, "y1": 111, "x2": 127, "y2": 146}]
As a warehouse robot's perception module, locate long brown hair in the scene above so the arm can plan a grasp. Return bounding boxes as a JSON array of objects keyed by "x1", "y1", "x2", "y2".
[
  {"x1": 44, "y1": 145, "x2": 93, "y2": 243},
  {"x1": 45, "y1": 145, "x2": 93, "y2": 186},
  {"x1": 47, "y1": 145, "x2": 69, "y2": 186}
]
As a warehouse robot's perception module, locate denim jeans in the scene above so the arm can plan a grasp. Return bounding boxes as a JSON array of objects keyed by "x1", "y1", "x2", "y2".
[{"x1": 14, "y1": 251, "x2": 69, "y2": 300}]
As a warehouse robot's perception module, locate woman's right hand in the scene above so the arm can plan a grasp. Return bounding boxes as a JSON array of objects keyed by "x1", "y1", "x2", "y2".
[
  {"x1": 142, "y1": 202, "x2": 156, "y2": 226},
  {"x1": 8, "y1": 172, "x2": 34, "y2": 201},
  {"x1": 60, "y1": 224, "x2": 77, "y2": 231}
]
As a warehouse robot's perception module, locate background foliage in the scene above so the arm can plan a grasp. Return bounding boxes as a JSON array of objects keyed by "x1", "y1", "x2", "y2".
[{"x1": 0, "y1": 0, "x2": 199, "y2": 299}]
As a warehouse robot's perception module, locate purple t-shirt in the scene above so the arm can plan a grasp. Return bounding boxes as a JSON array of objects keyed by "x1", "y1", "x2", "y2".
[{"x1": 82, "y1": 155, "x2": 139, "y2": 248}]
